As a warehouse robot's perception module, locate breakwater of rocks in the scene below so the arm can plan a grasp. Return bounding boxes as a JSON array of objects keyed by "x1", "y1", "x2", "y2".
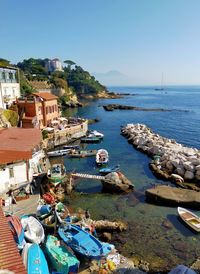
[{"x1": 121, "y1": 123, "x2": 200, "y2": 188}]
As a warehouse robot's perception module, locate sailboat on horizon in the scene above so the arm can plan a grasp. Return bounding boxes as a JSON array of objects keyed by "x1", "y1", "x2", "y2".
[{"x1": 155, "y1": 72, "x2": 164, "y2": 91}]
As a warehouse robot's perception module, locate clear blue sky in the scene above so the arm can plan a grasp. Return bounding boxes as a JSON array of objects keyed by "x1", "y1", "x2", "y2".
[{"x1": 1, "y1": 0, "x2": 200, "y2": 85}]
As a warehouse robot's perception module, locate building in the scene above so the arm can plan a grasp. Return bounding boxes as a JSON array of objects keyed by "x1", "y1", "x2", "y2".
[
  {"x1": 45, "y1": 58, "x2": 63, "y2": 73},
  {"x1": 17, "y1": 92, "x2": 59, "y2": 129},
  {"x1": 0, "y1": 66, "x2": 20, "y2": 109},
  {"x1": 0, "y1": 128, "x2": 46, "y2": 194}
]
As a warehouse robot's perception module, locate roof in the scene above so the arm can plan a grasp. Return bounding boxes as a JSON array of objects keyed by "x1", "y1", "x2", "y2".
[
  {"x1": 0, "y1": 128, "x2": 42, "y2": 164},
  {"x1": 0, "y1": 207, "x2": 27, "y2": 273},
  {"x1": 32, "y1": 92, "x2": 58, "y2": 101},
  {"x1": 0, "y1": 150, "x2": 32, "y2": 165}
]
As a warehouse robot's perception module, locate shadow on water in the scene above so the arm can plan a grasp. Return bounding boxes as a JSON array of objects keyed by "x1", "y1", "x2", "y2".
[{"x1": 167, "y1": 214, "x2": 198, "y2": 237}]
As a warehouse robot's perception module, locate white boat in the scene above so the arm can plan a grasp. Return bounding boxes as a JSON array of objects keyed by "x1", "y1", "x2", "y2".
[
  {"x1": 96, "y1": 149, "x2": 109, "y2": 166},
  {"x1": 47, "y1": 163, "x2": 66, "y2": 184},
  {"x1": 177, "y1": 207, "x2": 200, "y2": 232},
  {"x1": 88, "y1": 130, "x2": 104, "y2": 138},
  {"x1": 47, "y1": 149, "x2": 71, "y2": 157},
  {"x1": 21, "y1": 215, "x2": 45, "y2": 244}
]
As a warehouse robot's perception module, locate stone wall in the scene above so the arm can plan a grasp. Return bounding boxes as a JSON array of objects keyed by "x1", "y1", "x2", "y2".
[{"x1": 121, "y1": 123, "x2": 200, "y2": 184}]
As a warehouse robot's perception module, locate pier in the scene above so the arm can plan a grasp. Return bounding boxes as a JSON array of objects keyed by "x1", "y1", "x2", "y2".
[{"x1": 71, "y1": 173, "x2": 105, "y2": 180}]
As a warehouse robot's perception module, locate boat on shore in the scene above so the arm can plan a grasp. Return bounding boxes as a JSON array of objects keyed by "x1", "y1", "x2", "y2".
[
  {"x1": 99, "y1": 165, "x2": 120, "y2": 175},
  {"x1": 45, "y1": 235, "x2": 80, "y2": 273},
  {"x1": 96, "y1": 149, "x2": 109, "y2": 166},
  {"x1": 47, "y1": 149, "x2": 71, "y2": 157},
  {"x1": 21, "y1": 215, "x2": 45, "y2": 244},
  {"x1": 22, "y1": 243, "x2": 49, "y2": 273},
  {"x1": 58, "y1": 224, "x2": 113, "y2": 259},
  {"x1": 177, "y1": 207, "x2": 200, "y2": 232},
  {"x1": 47, "y1": 163, "x2": 66, "y2": 184},
  {"x1": 81, "y1": 136, "x2": 101, "y2": 143},
  {"x1": 68, "y1": 149, "x2": 97, "y2": 158}
]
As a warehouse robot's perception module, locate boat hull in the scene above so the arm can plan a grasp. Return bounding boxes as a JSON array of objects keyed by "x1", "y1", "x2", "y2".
[
  {"x1": 177, "y1": 207, "x2": 200, "y2": 232},
  {"x1": 27, "y1": 243, "x2": 49, "y2": 274}
]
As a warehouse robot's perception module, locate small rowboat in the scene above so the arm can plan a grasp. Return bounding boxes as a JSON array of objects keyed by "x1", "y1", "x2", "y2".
[
  {"x1": 21, "y1": 215, "x2": 45, "y2": 244},
  {"x1": 87, "y1": 130, "x2": 104, "y2": 139},
  {"x1": 47, "y1": 163, "x2": 66, "y2": 184},
  {"x1": 96, "y1": 149, "x2": 109, "y2": 166},
  {"x1": 99, "y1": 165, "x2": 120, "y2": 175},
  {"x1": 7, "y1": 215, "x2": 26, "y2": 250},
  {"x1": 63, "y1": 145, "x2": 79, "y2": 149},
  {"x1": 177, "y1": 207, "x2": 200, "y2": 232}
]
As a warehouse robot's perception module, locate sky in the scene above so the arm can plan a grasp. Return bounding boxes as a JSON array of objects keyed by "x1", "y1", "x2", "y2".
[{"x1": 1, "y1": 0, "x2": 200, "y2": 86}]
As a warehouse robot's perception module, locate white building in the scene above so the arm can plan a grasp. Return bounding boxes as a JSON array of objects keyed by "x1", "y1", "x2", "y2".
[
  {"x1": 0, "y1": 128, "x2": 46, "y2": 194},
  {"x1": 0, "y1": 66, "x2": 21, "y2": 109},
  {"x1": 45, "y1": 58, "x2": 63, "y2": 73}
]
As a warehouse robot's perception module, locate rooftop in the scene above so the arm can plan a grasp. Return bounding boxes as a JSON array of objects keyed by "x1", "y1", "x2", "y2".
[{"x1": 32, "y1": 92, "x2": 58, "y2": 101}]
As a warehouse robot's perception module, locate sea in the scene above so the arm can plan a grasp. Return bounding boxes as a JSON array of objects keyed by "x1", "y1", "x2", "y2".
[{"x1": 58, "y1": 86, "x2": 200, "y2": 272}]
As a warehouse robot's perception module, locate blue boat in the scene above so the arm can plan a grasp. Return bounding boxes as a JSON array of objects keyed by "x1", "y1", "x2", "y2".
[
  {"x1": 58, "y1": 224, "x2": 113, "y2": 260},
  {"x1": 168, "y1": 265, "x2": 197, "y2": 274},
  {"x1": 99, "y1": 165, "x2": 120, "y2": 175},
  {"x1": 45, "y1": 235, "x2": 79, "y2": 273},
  {"x1": 26, "y1": 243, "x2": 49, "y2": 274}
]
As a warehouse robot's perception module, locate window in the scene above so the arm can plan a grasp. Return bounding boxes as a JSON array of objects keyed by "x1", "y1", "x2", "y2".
[
  {"x1": 9, "y1": 167, "x2": 14, "y2": 178},
  {"x1": 52, "y1": 105, "x2": 54, "y2": 112},
  {"x1": 46, "y1": 107, "x2": 48, "y2": 114}
]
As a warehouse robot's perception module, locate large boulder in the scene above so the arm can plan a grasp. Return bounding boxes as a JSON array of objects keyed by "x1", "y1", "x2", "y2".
[
  {"x1": 102, "y1": 172, "x2": 134, "y2": 193},
  {"x1": 184, "y1": 170, "x2": 195, "y2": 180}
]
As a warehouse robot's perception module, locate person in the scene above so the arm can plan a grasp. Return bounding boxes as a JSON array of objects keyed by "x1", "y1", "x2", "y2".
[{"x1": 85, "y1": 209, "x2": 90, "y2": 219}]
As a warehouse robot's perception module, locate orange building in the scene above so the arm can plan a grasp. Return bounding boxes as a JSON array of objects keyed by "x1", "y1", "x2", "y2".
[{"x1": 17, "y1": 92, "x2": 59, "y2": 129}]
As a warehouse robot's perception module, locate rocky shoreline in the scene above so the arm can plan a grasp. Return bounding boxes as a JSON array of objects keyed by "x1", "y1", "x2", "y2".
[
  {"x1": 121, "y1": 123, "x2": 200, "y2": 188},
  {"x1": 103, "y1": 104, "x2": 172, "y2": 112}
]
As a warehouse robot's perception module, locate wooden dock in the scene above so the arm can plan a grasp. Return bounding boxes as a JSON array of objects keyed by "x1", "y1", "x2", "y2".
[{"x1": 71, "y1": 173, "x2": 105, "y2": 180}]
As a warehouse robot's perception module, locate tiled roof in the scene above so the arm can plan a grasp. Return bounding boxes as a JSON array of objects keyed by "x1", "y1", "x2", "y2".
[
  {"x1": 0, "y1": 207, "x2": 27, "y2": 273},
  {"x1": 32, "y1": 92, "x2": 58, "y2": 101},
  {"x1": 0, "y1": 128, "x2": 41, "y2": 152},
  {"x1": 0, "y1": 150, "x2": 31, "y2": 165}
]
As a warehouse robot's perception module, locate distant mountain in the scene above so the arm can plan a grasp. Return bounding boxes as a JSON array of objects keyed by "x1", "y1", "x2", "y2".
[{"x1": 93, "y1": 70, "x2": 133, "y2": 86}]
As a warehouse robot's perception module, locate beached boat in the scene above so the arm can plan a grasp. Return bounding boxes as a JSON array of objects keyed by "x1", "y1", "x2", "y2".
[
  {"x1": 58, "y1": 224, "x2": 113, "y2": 259},
  {"x1": 169, "y1": 264, "x2": 196, "y2": 274},
  {"x1": 47, "y1": 149, "x2": 71, "y2": 157},
  {"x1": 37, "y1": 209, "x2": 57, "y2": 232},
  {"x1": 81, "y1": 136, "x2": 101, "y2": 143},
  {"x1": 47, "y1": 163, "x2": 66, "y2": 184},
  {"x1": 21, "y1": 215, "x2": 45, "y2": 244},
  {"x1": 87, "y1": 130, "x2": 104, "y2": 139},
  {"x1": 7, "y1": 215, "x2": 26, "y2": 250},
  {"x1": 68, "y1": 149, "x2": 97, "y2": 158},
  {"x1": 22, "y1": 243, "x2": 49, "y2": 273},
  {"x1": 177, "y1": 207, "x2": 200, "y2": 232},
  {"x1": 45, "y1": 235, "x2": 79, "y2": 273},
  {"x1": 99, "y1": 165, "x2": 120, "y2": 175},
  {"x1": 96, "y1": 149, "x2": 109, "y2": 166}
]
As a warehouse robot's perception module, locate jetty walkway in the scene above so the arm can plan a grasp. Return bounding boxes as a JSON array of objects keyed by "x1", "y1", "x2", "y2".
[{"x1": 71, "y1": 173, "x2": 105, "y2": 180}]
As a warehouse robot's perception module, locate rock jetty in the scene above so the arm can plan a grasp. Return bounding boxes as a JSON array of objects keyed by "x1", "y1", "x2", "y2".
[
  {"x1": 121, "y1": 123, "x2": 200, "y2": 187},
  {"x1": 103, "y1": 104, "x2": 170, "y2": 112}
]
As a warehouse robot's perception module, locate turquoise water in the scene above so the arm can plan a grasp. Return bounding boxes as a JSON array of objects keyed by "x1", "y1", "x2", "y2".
[{"x1": 61, "y1": 86, "x2": 200, "y2": 272}]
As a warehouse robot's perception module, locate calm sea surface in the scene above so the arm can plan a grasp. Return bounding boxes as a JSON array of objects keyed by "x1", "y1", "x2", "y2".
[{"x1": 60, "y1": 86, "x2": 200, "y2": 271}]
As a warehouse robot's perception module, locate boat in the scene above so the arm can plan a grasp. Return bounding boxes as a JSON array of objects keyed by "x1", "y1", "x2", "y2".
[
  {"x1": 21, "y1": 215, "x2": 45, "y2": 244},
  {"x1": 47, "y1": 163, "x2": 66, "y2": 184},
  {"x1": 58, "y1": 224, "x2": 113, "y2": 259},
  {"x1": 22, "y1": 243, "x2": 49, "y2": 273},
  {"x1": 177, "y1": 207, "x2": 200, "y2": 232},
  {"x1": 96, "y1": 149, "x2": 109, "y2": 166},
  {"x1": 81, "y1": 136, "x2": 101, "y2": 143},
  {"x1": 169, "y1": 264, "x2": 197, "y2": 274},
  {"x1": 68, "y1": 149, "x2": 97, "y2": 158},
  {"x1": 36, "y1": 206, "x2": 57, "y2": 232},
  {"x1": 155, "y1": 72, "x2": 164, "y2": 91},
  {"x1": 45, "y1": 235, "x2": 80, "y2": 273},
  {"x1": 7, "y1": 214, "x2": 26, "y2": 250},
  {"x1": 47, "y1": 149, "x2": 71, "y2": 157},
  {"x1": 63, "y1": 144, "x2": 79, "y2": 149},
  {"x1": 99, "y1": 165, "x2": 120, "y2": 175},
  {"x1": 87, "y1": 130, "x2": 104, "y2": 139}
]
